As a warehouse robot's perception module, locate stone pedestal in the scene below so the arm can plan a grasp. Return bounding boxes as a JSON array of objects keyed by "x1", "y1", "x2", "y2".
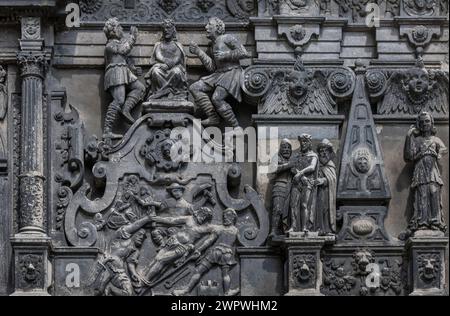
[
  {"x1": 407, "y1": 234, "x2": 448, "y2": 296},
  {"x1": 142, "y1": 99, "x2": 194, "y2": 115},
  {"x1": 10, "y1": 234, "x2": 51, "y2": 296},
  {"x1": 273, "y1": 234, "x2": 335, "y2": 296}
]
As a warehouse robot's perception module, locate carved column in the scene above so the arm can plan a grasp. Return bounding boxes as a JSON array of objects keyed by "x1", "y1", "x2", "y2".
[
  {"x1": 16, "y1": 51, "x2": 47, "y2": 234},
  {"x1": 10, "y1": 16, "x2": 51, "y2": 296}
]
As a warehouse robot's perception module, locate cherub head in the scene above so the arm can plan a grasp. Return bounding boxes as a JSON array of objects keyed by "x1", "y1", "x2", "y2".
[
  {"x1": 103, "y1": 18, "x2": 124, "y2": 40},
  {"x1": 353, "y1": 148, "x2": 372, "y2": 174},
  {"x1": 206, "y1": 17, "x2": 226, "y2": 40}
]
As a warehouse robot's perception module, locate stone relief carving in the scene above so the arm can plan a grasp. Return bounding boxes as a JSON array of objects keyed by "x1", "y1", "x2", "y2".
[
  {"x1": 242, "y1": 58, "x2": 355, "y2": 115},
  {"x1": 417, "y1": 253, "x2": 440, "y2": 288},
  {"x1": 279, "y1": 0, "x2": 320, "y2": 15},
  {"x1": 292, "y1": 254, "x2": 316, "y2": 288},
  {"x1": 371, "y1": 60, "x2": 449, "y2": 116},
  {"x1": 403, "y1": 112, "x2": 448, "y2": 236},
  {"x1": 17, "y1": 254, "x2": 44, "y2": 290},
  {"x1": 54, "y1": 106, "x2": 269, "y2": 295},
  {"x1": 21, "y1": 17, "x2": 41, "y2": 40},
  {"x1": 103, "y1": 18, "x2": 146, "y2": 141},
  {"x1": 322, "y1": 249, "x2": 405, "y2": 296},
  {"x1": 79, "y1": 0, "x2": 258, "y2": 23},
  {"x1": 403, "y1": 0, "x2": 438, "y2": 16},
  {"x1": 190, "y1": 17, "x2": 250, "y2": 128}
]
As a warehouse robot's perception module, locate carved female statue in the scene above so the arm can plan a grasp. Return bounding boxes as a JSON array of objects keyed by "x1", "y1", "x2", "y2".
[{"x1": 404, "y1": 112, "x2": 448, "y2": 235}]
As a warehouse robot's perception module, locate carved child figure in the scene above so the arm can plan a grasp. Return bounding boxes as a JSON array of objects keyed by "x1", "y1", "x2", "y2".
[
  {"x1": 404, "y1": 112, "x2": 448, "y2": 235},
  {"x1": 189, "y1": 17, "x2": 250, "y2": 127},
  {"x1": 103, "y1": 18, "x2": 145, "y2": 139},
  {"x1": 145, "y1": 19, "x2": 188, "y2": 101}
]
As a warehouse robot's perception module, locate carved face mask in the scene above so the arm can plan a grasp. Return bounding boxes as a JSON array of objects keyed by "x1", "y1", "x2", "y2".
[
  {"x1": 238, "y1": 0, "x2": 255, "y2": 11},
  {"x1": 408, "y1": 69, "x2": 430, "y2": 95}
]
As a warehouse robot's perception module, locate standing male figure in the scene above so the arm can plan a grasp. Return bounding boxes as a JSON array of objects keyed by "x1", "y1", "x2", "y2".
[
  {"x1": 189, "y1": 17, "x2": 250, "y2": 128},
  {"x1": 103, "y1": 18, "x2": 146, "y2": 139},
  {"x1": 270, "y1": 139, "x2": 295, "y2": 237},
  {"x1": 315, "y1": 139, "x2": 337, "y2": 235},
  {"x1": 288, "y1": 134, "x2": 319, "y2": 233}
]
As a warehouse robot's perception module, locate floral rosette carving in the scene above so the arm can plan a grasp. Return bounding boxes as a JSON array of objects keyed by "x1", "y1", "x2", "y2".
[{"x1": 327, "y1": 69, "x2": 355, "y2": 99}]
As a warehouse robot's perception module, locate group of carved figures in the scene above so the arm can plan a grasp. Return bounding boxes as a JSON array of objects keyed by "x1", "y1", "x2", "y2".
[
  {"x1": 270, "y1": 136, "x2": 337, "y2": 237},
  {"x1": 91, "y1": 181, "x2": 240, "y2": 296},
  {"x1": 78, "y1": 14, "x2": 448, "y2": 296},
  {"x1": 269, "y1": 111, "x2": 448, "y2": 239},
  {"x1": 102, "y1": 16, "x2": 249, "y2": 141}
]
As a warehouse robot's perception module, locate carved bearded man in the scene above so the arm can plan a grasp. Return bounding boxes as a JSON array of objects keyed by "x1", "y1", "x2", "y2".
[
  {"x1": 315, "y1": 139, "x2": 337, "y2": 235},
  {"x1": 404, "y1": 112, "x2": 448, "y2": 234},
  {"x1": 145, "y1": 19, "x2": 188, "y2": 101},
  {"x1": 288, "y1": 134, "x2": 319, "y2": 233},
  {"x1": 270, "y1": 139, "x2": 294, "y2": 237},
  {"x1": 189, "y1": 17, "x2": 250, "y2": 128},
  {"x1": 103, "y1": 18, "x2": 145, "y2": 139}
]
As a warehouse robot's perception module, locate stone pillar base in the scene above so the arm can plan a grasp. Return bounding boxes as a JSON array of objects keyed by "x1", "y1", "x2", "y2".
[
  {"x1": 10, "y1": 233, "x2": 51, "y2": 296},
  {"x1": 272, "y1": 235, "x2": 335, "y2": 296},
  {"x1": 406, "y1": 235, "x2": 448, "y2": 296}
]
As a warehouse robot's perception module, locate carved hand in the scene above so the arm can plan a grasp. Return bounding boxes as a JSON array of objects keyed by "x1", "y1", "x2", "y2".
[
  {"x1": 130, "y1": 26, "x2": 139, "y2": 39},
  {"x1": 189, "y1": 42, "x2": 201, "y2": 55}
]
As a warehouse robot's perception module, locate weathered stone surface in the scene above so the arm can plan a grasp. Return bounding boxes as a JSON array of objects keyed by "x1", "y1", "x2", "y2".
[{"x1": 0, "y1": 0, "x2": 448, "y2": 296}]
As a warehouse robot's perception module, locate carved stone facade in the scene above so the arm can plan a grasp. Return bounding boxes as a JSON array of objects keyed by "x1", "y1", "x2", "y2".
[{"x1": 0, "y1": 0, "x2": 448, "y2": 296}]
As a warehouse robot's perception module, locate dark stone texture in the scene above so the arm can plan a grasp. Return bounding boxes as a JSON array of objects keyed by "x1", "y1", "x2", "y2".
[{"x1": 0, "y1": 0, "x2": 448, "y2": 296}]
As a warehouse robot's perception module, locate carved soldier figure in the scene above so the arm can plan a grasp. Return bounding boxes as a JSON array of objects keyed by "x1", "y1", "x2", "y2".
[
  {"x1": 189, "y1": 17, "x2": 250, "y2": 127},
  {"x1": 142, "y1": 207, "x2": 217, "y2": 285},
  {"x1": 315, "y1": 139, "x2": 337, "y2": 235},
  {"x1": 270, "y1": 139, "x2": 294, "y2": 237},
  {"x1": 173, "y1": 208, "x2": 240, "y2": 296},
  {"x1": 288, "y1": 134, "x2": 319, "y2": 233},
  {"x1": 404, "y1": 112, "x2": 448, "y2": 234},
  {"x1": 103, "y1": 18, "x2": 145, "y2": 139},
  {"x1": 145, "y1": 19, "x2": 188, "y2": 101},
  {"x1": 93, "y1": 215, "x2": 152, "y2": 296}
]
